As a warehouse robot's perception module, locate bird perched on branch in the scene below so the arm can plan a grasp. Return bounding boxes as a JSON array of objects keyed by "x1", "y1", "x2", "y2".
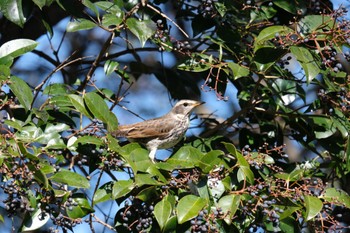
[{"x1": 112, "y1": 100, "x2": 204, "y2": 162}]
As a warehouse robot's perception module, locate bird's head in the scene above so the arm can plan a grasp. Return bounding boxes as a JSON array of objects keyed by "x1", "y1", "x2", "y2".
[{"x1": 171, "y1": 99, "x2": 204, "y2": 116}]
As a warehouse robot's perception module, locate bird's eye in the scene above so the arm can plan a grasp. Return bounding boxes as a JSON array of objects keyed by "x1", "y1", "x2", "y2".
[{"x1": 183, "y1": 102, "x2": 189, "y2": 107}]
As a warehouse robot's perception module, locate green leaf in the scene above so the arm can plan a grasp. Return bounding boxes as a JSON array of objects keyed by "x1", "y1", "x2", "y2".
[
  {"x1": 321, "y1": 188, "x2": 350, "y2": 209},
  {"x1": 237, "y1": 166, "x2": 254, "y2": 184},
  {"x1": 309, "y1": 116, "x2": 337, "y2": 139},
  {"x1": 274, "y1": 168, "x2": 304, "y2": 182},
  {"x1": 33, "y1": 0, "x2": 54, "y2": 9},
  {"x1": 43, "y1": 83, "x2": 72, "y2": 96},
  {"x1": 33, "y1": 167, "x2": 49, "y2": 189},
  {"x1": 227, "y1": 62, "x2": 250, "y2": 79},
  {"x1": 0, "y1": 39, "x2": 38, "y2": 60},
  {"x1": 273, "y1": 0, "x2": 304, "y2": 14},
  {"x1": 197, "y1": 150, "x2": 224, "y2": 173},
  {"x1": 95, "y1": 1, "x2": 122, "y2": 13},
  {"x1": 135, "y1": 173, "x2": 164, "y2": 187},
  {"x1": 177, "y1": 54, "x2": 212, "y2": 72},
  {"x1": 163, "y1": 215, "x2": 177, "y2": 232},
  {"x1": 68, "y1": 94, "x2": 93, "y2": 118},
  {"x1": 9, "y1": 76, "x2": 33, "y2": 111},
  {"x1": 73, "y1": 135, "x2": 104, "y2": 146},
  {"x1": 176, "y1": 195, "x2": 207, "y2": 224},
  {"x1": 272, "y1": 78, "x2": 297, "y2": 105},
  {"x1": 112, "y1": 180, "x2": 134, "y2": 199},
  {"x1": 254, "y1": 26, "x2": 293, "y2": 52},
  {"x1": 166, "y1": 146, "x2": 203, "y2": 168},
  {"x1": 136, "y1": 186, "x2": 158, "y2": 202},
  {"x1": 297, "y1": 15, "x2": 333, "y2": 37},
  {"x1": 274, "y1": 198, "x2": 302, "y2": 220},
  {"x1": 104, "y1": 60, "x2": 119, "y2": 76},
  {"x1": 304, "y1": 195, "x2": 323, "y2": 221},
  {"x1": 208, "y1": 178, "x2": 225, "y2": 201},
  {"x1": 122, "y1": 147, "x2": 150, "y2": 173},
  {"x1": 0, "y1": 0, "x2": 26, "y2": 27},
  {"x1": 254, "y1": 47, "x2": 287, "y2": 71},
  {"x1": 67, "y1": 18, "x2": 96, "y2": 32},
  {"x1": 84, "y1": 92, "x2": 118, "y2": 131},
  {"x1": 82, "y1": 0, "x2": 99, "y2": 18},
  {"x1": 97, "y1": 2, "x2": 124, "y2": 28},
  {"x1": 50, "y1": 169, "x2": 90, "y2": 188},
  {"x1": 290, "y1": 46, "x2": 320, "y2": 83},
  {"x1": 20, "y1": 208, "x2": 50, "y2": 232},
  {"x1": 154, "y1": 198, "x2": 172, "y2": 230},
  {"x1": 93, "y1": 182, "x2": 113, "y2": 204},
  {"x1": 126, "y1": 18, "x2": 156, "y2": 47},
  {"x1": 217, "y1": 194, "x2": 240, "y2": 225},
  {"x1": 66, "y1": 194, "x2": 94, "y2": 219},
  {"x1": 44, "y1": 123, "x2": 70, "y2": 133},
  {"x1": 347, "y1": 137, "x2": 350, "y2": 171},
  {"x1": 279, "y1": 216, "x2": 297, "y2": 232}
]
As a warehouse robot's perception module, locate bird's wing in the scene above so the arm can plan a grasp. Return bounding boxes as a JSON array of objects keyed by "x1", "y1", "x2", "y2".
[{"x1": 114, "y1": 117, "x2": 176, "y2": 139}]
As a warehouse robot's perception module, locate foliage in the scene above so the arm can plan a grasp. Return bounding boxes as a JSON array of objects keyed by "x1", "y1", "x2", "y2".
[{"x1": 0, "y1": 0, "x2": 350, "y2": 232}]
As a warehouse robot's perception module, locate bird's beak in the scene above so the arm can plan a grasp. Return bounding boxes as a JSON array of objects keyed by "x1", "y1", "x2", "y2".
[{"x1": 195, "y1": 101, "x2": 205, "y2": 107}]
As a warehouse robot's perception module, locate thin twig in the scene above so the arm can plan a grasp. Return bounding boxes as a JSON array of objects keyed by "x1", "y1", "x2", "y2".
[{"x1": 78, "y1": 33, "x2": 114, "y2": 92}]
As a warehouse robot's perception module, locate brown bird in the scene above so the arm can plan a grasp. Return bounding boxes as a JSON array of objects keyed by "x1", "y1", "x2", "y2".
[{"x1": 112, "y1": 100, "x2": 204, "y2": 162}]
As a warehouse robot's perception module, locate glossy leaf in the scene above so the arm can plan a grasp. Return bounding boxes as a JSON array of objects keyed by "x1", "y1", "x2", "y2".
[
  {"x1": 154, "y1": 197, "x2": 172, "y2": 230},
  {"x1": 112, "y1": 180, "x2": 134, "y2": 199},
  {"x1": 304, "y1": 195, "x2": 323, "y2": 221},
  {"x1": 104, "y1": 60, "x2": 119, "y2": 76},
  {"x1": 33, "y1": 0, "x2": 54, "y2": 9},
  {"x1": 197, "y1": 150, "x2": 224, "y2": 173},
  {"x1": 227, "y1": 62, "x2": 250, "y2": 79},
  {"x1": 0, "y1": 39, "x2": 38, "y2": 59},
  {"x1": 66, "y1": 195, "x2": 94, "y2": 219},
  {"x1": 135, "y1": 173, "x2": 164, "y2": 187},
  {"x1": 43, "y1": 83, "x2": 72, "y2": 96},
  {"x1": 50, "y1": 169, "x2": 90, "y2": 188},
  {"x1": 84, "y1": 92, "x2": 118, "y2": 131},
  {"x1": 217, "y1": 194, "x2": 240, "y2": 225},
  {"x1": 254, "y1": 26, "x2": 293, "y2": 51},
  {"x1": 20, "y1": 209, "x2": 50, "y2": 232},
  {"x1": 290, "y1": 46, "x2": 320, "y2": 83},
  {"x1": 67, "y1": 18, "x2": 96, "y2": 32},
  {"x1": 9, "y1": 76, "x2": 33, "y2": 111},
  {"x1": 92, "y1": 183, "x2": 114, "y2": 205},
  {"x1": 297, "y1": 15, "x2": 333, "y2": 37},
  {"x1": 176, "y1": 195, "x2": 207, "y2": 224},
  {"x1": 166, "y1": 146, "x2": 203, "y2": 168},
  {"x1": 126, "y1": 18, "x2": 156, "y2": 47},
  {"x1": 68, "y1": 94, "x2": 93, "y2": 118},
  {"x1": 0, "y1": 0, "x2": 26, "y2": 27},
  {"x1": 208, "y1": 177, "x2": 225, "y2": 201},
  {"x1": 73, "y1": 135, "x2": 104, "y2": 146},
  {"x1": 321, "y1": 188, "x2": 350, "y2": 209}
]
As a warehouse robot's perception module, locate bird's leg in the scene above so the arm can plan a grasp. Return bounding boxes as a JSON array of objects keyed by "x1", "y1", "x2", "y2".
[{"x1": 148, "y1": 147, "x2": 157, "y2": 163}]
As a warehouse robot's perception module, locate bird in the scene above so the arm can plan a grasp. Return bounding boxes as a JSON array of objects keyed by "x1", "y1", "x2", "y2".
[{"x1": 112, "y1": 99, "x2": 204, "y2": 162}]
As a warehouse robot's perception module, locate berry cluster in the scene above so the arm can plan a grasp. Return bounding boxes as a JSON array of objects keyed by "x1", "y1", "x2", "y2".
[
  {"x1": 318, "y1": 85, "x2": 350, "y2": 116},
  {"x1": 278, "y1": 55, "x2": 293, "y2": 70},
  {"x1": 242, "y1": 143, "x2": 288, "y2": 171},
  {"x1": 153, "y1": 19, "x2": 171, "y2": 51},
  {"x1": 321, "y1": 47, "x2": 344, "y2": 73},
  {"x1": 117, "y1": 198, "x2": 154, "y2": 232},
  {"x1": 2, "y1": 181, "x2": 32, "y2": 216},
  {"x1": 50, "y1": 212, "x2": 81, "y2": 230},
  {"x1": 102, "y1": 154, "x2": 125, "y2": 170},
  {"x1": 187, "y1": 209, "x2": 220, "y2": 233},
  {"x1": 339, "y1": 87, "x2": 350, "y2": 114},
  {"x1": 198, "y1": 0, "x2": 217, "y2": 18},
  {"x1": 173, "y1": 40, "x2": 191, "y2": 51},
  {"x1": 37, "y1": 191, "x2": 82, "y2": 230}
]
